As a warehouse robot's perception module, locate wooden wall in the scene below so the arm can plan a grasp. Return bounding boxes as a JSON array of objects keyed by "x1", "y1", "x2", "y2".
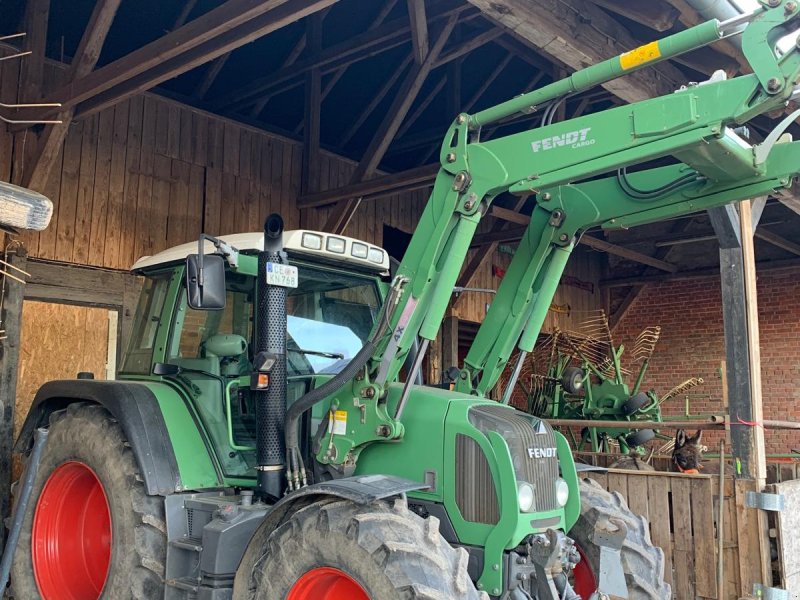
[{"x1": 0, "y1": 50, "x2": 602, "y2": 327}]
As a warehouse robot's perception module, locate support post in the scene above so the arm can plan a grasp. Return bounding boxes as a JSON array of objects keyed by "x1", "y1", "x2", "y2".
[
  {"x1": 711, "y1": 201, "x2": 766, "y2": 482},
  {"x1": 0, "y1": 250, "x2": 28, "y2": 548},
  {"x1": 301, "y1": 14, "x2": 322, "y2": 194}
]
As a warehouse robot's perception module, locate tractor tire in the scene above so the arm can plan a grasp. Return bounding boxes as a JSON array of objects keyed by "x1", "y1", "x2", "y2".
[
  {"x1": 569, "y1": 478, "x2": 670, "y2": 600},
  {"x1": 10, "y1": 403, "x2": 166, "y2": 599},
  {"x1": 241, "y1": 496, "x2": 488, "y2": 600}
]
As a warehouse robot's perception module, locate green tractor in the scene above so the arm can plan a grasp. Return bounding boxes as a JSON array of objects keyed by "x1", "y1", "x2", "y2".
[{"x1": 4, "y1": 2, "x2": 800, "y2": 598}]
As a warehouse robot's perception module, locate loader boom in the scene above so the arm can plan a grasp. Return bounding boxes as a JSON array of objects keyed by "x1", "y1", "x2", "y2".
[{"x1": 289, "y1": 0, "x2": 800, "y2": 472}]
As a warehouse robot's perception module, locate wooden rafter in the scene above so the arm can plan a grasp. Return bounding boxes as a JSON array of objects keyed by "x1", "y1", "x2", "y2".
[
  {"x1": 32, "y1": 0, "x2": 337, "y2": 122},
  {"x1": 172, "y1": 0, "x2": 199, "y2": 29},
  {"x1": 339, "y1": 55, "x2": 412, "y2": 147},
  {"x1": 407, "y1": 0, "x2": 429, "y2": 64},
  {"x1": 299, "y1": 163, "x2": 438, "y2": 208},
  {"x1": 23, "y1": 0, "x2": 122, "y2": 190},
  {"x1": 323, "y1": 14, "x2": 459, "y2": 234},
  {"x1": 217, "y1": 0, "x2": 466, "y2": 113},
  {"x1": 608, "y1": 217, "x2": 696, "y2": 327},
  {"x1": 291, "y1": 0, "x2": 399, "y2": 134},
  {"x1": 587, "y1": 0, "x2": 679, "y2": 32},
  {"x1": 395, "y1": 75, "x2": 447, "y2": 139},
  {"x1": 467, "y1": 0, "x2": 685, "y2": 103},
  {"x1": 301, "y1": 13, "x2": 323, "y2": 194}
]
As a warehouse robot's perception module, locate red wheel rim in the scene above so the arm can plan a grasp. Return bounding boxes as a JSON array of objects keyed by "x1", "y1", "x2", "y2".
[
  {"x1": 287, "y1": 567, "x2": 369, "y2": 600},
  {"x1": 572, "y1": 545, "x2": 598, "y2": 599},
  {"x1": 32, "y1": 461, "x2": 112, "y2": 600}
]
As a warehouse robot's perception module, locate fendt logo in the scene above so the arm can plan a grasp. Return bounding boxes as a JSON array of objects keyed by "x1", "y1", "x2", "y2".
[
  {"x1": 527, "y1": 447, "x2": 558, "y2": 459},
  {"x1": 531, "y1": 127, "x2": 594, "y2": 153}
]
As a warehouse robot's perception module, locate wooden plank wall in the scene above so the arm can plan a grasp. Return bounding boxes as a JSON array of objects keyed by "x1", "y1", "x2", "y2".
[
  {"x1": 0, "y1": 51, "x2": 602, "y2": 327},
  {"x1": 586, "y1": 469, "x2": 746, "y2": 600}
]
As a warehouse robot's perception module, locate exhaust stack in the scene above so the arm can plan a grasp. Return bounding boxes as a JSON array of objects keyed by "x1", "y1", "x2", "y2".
[{"x1": 254, "y1": 213, "x2": 288, "y2": 500}]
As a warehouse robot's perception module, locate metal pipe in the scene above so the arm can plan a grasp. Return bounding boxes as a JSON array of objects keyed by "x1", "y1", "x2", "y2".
[
  {"x1": 0, "y1": 427, "x2": 49, "y2": 590},
  {"x1": 469, "y1": 20, "x2": 722, "y2": 129},
  {"x1": 548, "y1": 417, "x2": 800, "y2": 430},
  {"x1": 685, "y1": 0, "x2": 750, "y2": 48},
  {"x1": 395, "y1": 338, "x2": 429, "y2": 420},
  {"x1": 501, "y1": 350, "x2": 527, "y2": 405},
  {"x1": 254, "y1": 214, "x2": 287, "y2": 501},
  {"x1": 716, "y1": 440, "x2": 725, "y2": 600}
]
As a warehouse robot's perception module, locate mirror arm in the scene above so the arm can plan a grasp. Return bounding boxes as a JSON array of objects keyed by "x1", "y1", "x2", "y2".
[{"x1": 196, "y1": 233, "x2": 241, "y2": 289}]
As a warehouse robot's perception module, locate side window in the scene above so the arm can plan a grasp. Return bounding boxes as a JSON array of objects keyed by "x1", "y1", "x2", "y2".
[
  {"x1": 169, "y1": 274, "x2": 254, "y2": 377},
  {"x1": 121, "y1": 275, "x2": 170, "y2": 374}
]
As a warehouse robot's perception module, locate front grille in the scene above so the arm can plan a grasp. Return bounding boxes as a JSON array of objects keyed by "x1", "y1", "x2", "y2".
[
  {"x1": 455, "y1": 434, "x2": 500, "y2": 524},
  {"x1": 469, "y1": 405, "x2": 560, "y2": 513}
]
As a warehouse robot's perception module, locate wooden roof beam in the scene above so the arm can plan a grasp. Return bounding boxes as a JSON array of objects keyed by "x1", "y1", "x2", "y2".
[
  {"x1": 338, "y1": 55, "x2": 413, "y2": 147},
  {"x1": 74, "y1": 0, "x2": 337, "y2": 119},
  {"x1": 298, "y1": 163, "x2": 439, "y2": 208},
  {"x1": 291, "y1": 0, "x2": 398, "y2": 133},
  {"x1": 23, "y1": 0, "x2": 121, "y2": 190},
  {"x1": 323, "y1": 14, "x2": 459, "y2": 234},
  {"x1": 588, "y1": 0, "x2": 680, "y2": 32},
  {"x1": 407, "y1": 0, "x2": 429, "y2": 64},
  {"x1": 467, "y1": 0, "x2": 685, "y2": 103},
  {"x1": 37, "y1": 0, "x2": 336, "y2": 118},
  {"x1": 217, "y1": 0, "x2": 468, "y2": 112}
]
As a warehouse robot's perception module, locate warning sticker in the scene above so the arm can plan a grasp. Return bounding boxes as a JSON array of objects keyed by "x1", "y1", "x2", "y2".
[
  {"x1": 332, "y1": 410, "x2": 348, "y2": 435},
  {"x1": 620, "y1": 41, "x2": 661, "y2": 70}
]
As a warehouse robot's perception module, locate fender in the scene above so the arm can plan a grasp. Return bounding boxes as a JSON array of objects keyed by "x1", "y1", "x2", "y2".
[
  {"x1": 232, "y1": 474, "x2": 427, "y2": 599},
  {"x1": 14, "y1": 380, "x2": 210, "y2": 495}
]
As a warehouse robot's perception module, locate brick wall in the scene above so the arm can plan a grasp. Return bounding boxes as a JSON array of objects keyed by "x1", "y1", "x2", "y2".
[{"x1": 612, "y1": 270, "x2": 800, "y2": 454}]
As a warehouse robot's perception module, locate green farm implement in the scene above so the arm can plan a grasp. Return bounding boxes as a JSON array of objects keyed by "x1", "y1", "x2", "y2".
[{"x1": 502, "y1": 312, "x2": 705, "y2": 456}]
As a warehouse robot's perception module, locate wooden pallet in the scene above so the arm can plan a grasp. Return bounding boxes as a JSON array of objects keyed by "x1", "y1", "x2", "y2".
[{"x1": 584, "y1": 469, "x2": 769, "y2": 600}]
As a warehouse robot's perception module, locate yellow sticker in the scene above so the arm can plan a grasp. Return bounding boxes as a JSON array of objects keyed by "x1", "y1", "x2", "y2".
[
  {"x1": 332, "y1": 410, "x2": 348, "y2": 435},
  {"x1": 620, "y1": 41, "x2": 661, "y2": 70}
]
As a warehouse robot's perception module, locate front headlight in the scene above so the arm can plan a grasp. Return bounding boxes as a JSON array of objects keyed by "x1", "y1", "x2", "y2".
[
  {"x1": 517, "y1": 481, "x2": 535, "y2": 512},
  {"x1": 555, "y1": 477, "x2": 569, "y2": 507}
]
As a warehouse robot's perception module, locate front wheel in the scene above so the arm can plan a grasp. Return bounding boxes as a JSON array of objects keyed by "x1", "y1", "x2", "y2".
[
  {"x1": 569, "y1": 478, "x2": 670, "y2": 599},
  {"x1": 242, "y1": 497, "x2": 488, "y2": 600},
  {"x1": 11, "y1": 403, "x2": 166, "y2": 599}
]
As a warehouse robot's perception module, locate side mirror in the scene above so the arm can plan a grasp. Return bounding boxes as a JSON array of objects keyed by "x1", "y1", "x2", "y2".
[
  {"x1": 186, "y1": 253, "x2": 226, "y2": 310},
  {"x1": 153, "y1": 362, "x2": 181, "y2": 376}
]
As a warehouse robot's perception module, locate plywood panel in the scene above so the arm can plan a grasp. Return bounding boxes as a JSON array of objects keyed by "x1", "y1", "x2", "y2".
[{"x1": 15, "y1": 301, "x2": 113, "y2": 474}]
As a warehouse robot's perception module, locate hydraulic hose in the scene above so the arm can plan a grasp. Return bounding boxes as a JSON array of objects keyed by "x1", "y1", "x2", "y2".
[
  {"x1": 283, "y1": 279, "x2": 401, "y2": 487},
  {"x1": 284, "y1": 339, "x2": 377, "y2": 451},
  {"x1": 0, "y1": 427, "x2": 48, "y2": 591}
]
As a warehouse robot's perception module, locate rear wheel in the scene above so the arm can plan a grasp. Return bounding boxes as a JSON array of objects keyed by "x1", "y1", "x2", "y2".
[
  {"x1": 11, "y1": 403, "x2": 166, "y2": 599},
  {"x1": 242, "y1": 497, "x2": 488, "y2": 600},
  {"x1": 569, "y1": 478, "x2": 670, "y2": 599}
]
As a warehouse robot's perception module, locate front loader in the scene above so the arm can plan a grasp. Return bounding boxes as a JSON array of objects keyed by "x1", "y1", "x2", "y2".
[{"x1": 6, "y1": 1, "x2": 800, "y2": 598}]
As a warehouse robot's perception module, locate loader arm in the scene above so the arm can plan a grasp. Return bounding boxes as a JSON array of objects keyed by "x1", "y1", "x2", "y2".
[{"x1": 312, "y1": 0, "x2": 800, "y2": 468}]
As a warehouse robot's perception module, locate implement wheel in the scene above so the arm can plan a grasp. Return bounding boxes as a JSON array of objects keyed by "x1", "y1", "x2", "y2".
[
  {"x1": 239, "y1": 497, "x2": 488, "y2": 600},
  {"x1": 11, "y1": 403, "x2": 166, "y2": 599},
  {"x1": 569, "y1": 478, "x2": 670, "y2": 600}
]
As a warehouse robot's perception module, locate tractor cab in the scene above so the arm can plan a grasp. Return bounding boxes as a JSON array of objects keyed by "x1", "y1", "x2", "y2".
[{"x1": 121, "y1": 230, "x2": 390, "y2": 480}]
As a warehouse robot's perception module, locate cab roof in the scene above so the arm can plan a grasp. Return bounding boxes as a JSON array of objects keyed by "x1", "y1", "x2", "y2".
[{"x1": 131, "y1": 230, "x2": 390, "y2": 272}]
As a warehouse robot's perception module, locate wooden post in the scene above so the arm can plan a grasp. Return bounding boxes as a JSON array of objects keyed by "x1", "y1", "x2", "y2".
[
  {"x1": 0, "y1": 250, "x2": 28, "y2": 546},
  {"x1": 441, "y1": 314, "x2": 459, "y2": 371},
  {"x1": 301, "y1": 14, "x2": 322, "y2": 195}
]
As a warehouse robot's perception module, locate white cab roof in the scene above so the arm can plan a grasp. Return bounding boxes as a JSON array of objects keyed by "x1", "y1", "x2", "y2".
[{"x1": 131, "y1": 230, "x2": 390, "y2": 272}]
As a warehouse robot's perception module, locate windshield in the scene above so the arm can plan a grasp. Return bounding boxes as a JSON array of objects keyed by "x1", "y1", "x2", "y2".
[{"x1": 286, "y1": 267, "x2": 381, "y2": 376}]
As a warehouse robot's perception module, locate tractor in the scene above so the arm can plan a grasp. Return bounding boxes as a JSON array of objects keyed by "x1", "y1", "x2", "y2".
[{"x1": 5, "y1": 2, "x2": 800, "y2": 598}]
